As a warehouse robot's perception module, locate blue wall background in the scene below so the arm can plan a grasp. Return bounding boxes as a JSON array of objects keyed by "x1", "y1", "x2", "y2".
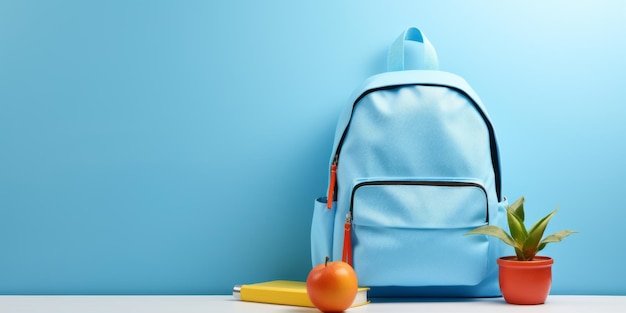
[{"x1": 1, "y1": 0, "x2": 625, "y2": 295}]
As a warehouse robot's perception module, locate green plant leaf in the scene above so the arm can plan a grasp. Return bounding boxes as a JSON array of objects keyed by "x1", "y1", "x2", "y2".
[
  {"x1": 466, "y1": 225, "x2": 517, "y2": 247},
  {"x1": 508, "y1": 196, "x2": 525, "y2": 222},
  {"x1": 506, "y1": 207, "x2": 527, "y2": 246},
  {"x1": 538, "y1": 230, "x2": 577, "y2": 251},
  {"x1": 521, "y1": 208, "x2": 558, "y2": 260}
]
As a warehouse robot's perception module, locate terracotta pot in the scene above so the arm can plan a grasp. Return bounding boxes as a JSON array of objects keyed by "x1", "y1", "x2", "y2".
[{"x1": 497, "y1": 256, "x2": 553, "y2": 305}]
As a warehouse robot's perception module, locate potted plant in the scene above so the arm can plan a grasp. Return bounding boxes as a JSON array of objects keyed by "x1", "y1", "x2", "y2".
[{"x1": 466, "y1": 196, "x2": 576, "y2": 305}]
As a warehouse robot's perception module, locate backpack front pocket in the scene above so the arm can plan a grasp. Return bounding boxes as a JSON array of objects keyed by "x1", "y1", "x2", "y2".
[{"x1": 350, "y1": 179, "x2": 490, "y2": 287}]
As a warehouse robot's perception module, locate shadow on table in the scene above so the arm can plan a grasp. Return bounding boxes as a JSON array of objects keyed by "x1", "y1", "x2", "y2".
[{"x1": 369, "y1": 297, "x2": 507, "y2": 304}]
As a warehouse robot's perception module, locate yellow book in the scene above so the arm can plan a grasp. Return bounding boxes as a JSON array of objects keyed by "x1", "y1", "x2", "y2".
[{"x1": 233, "y1": 280, "x2": 369, "y2": 308}]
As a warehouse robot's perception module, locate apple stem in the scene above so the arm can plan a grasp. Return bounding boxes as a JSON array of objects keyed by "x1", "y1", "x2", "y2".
[{"x1": 325, "y1": 256, "x2": 329, "y2": 267}]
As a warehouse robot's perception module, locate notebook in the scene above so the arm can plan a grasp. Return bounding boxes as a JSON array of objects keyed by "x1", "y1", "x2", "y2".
[{"x1": 233, "y1": 280, "x2": 369, "y2": 308}]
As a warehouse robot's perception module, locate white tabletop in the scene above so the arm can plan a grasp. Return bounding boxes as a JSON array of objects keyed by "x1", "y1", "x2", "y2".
[{"x1": 0, "y1": 295, "x2": 623, "y2": 313}]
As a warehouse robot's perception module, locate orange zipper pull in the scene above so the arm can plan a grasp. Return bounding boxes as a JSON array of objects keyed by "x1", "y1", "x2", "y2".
[
  {"x1": 326, "y1": 162, "x2": 337, "y2": 209},
  {"x1": 342, "y1": 212, "x2": 352, "y2": 266}
]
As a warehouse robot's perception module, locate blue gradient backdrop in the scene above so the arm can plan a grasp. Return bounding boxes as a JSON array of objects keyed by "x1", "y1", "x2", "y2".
[{"x1": 1, "y1": 0, "x2": 625, "y2": 295}]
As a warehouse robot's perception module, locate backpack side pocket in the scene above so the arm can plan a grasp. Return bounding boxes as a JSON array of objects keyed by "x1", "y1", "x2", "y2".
[{"x1": 310, "y1": 197, "x2": 337, "y2": 266}]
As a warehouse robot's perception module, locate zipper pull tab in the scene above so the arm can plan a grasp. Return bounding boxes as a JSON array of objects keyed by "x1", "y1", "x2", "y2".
[
  {"x1": 326, "y1": 160, "x2": 337, "y2": 209},
  {"x1": 342, "y1": 212, "x2": 352, "y2": 266}
]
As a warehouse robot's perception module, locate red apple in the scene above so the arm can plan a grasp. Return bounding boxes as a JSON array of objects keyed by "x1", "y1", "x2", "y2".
[{"x1": 306, "y1": 256, "x2": 358, "y2": 313}]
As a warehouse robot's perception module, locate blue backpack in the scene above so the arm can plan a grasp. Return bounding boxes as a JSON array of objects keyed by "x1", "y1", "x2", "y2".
[{"x1": 310, "y1": 27, "x2": 508, "y2": 297}]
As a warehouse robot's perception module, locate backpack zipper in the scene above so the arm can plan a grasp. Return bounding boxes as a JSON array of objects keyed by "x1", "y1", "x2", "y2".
[
  {"x1": 342, "y1": 211, "x2": 352, "y2": 265},
  {"x1": 348, "y1": 180, "x2": 489, "y2": 224},
  {"x1": 326, "y1": 83, "x2": 502, "y2": 204},
  {"x1": 326, "y1": 155, "x2": 338, "y2": 209}
]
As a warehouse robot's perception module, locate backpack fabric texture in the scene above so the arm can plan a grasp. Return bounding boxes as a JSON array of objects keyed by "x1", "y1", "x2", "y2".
[{"x1": 310, "y1": 27, "x2": 508, "y2": 298}]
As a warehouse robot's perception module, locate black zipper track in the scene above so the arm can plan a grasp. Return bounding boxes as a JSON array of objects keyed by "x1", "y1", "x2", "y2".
[
  {"x1": 349, "y1": 180, "x2": 489, "y2": 223},
  {"x1": 333, "y1": 83, "x2": 502, "y2": 201}
]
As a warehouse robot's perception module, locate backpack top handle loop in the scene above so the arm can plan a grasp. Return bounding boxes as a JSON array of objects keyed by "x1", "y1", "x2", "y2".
[{"x1": 387, "y1": 27, "x2": 439, "y2": 72}]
